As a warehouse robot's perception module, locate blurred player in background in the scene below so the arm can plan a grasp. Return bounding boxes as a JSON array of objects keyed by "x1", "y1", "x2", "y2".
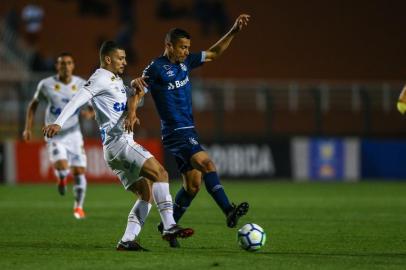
[
  {"x1": 130, "y1": 14, "x2": 251, "y2": 247},
  {"x1": 43, "y1": 41, "x2": 194, "y2": 251},
  {"x1": 23, "y1": 52, "x2": 93, "y2": 219},
  {"x1": 397, "y1": 85, "x2": 406, "y2": 114}
]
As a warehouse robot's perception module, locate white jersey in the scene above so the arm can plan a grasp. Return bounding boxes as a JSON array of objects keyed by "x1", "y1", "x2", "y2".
[
  {"x1": 54, "y1": 68, "x2": 133, "y2": 145},
  {"x1": 34, "y1": 75, "x2": 86, "y2": 133},
  {"x1": 53, "y1": 68, "x2": 153, "y2": 189}
]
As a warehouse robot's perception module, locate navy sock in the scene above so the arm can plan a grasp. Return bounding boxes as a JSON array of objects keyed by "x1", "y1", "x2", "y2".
[
  {"x1": 203, "y1": 172, "x2": 233, "y2": 215},
  {"x1": 173, "y1": 187, "x2": 195, "y2": 222}
]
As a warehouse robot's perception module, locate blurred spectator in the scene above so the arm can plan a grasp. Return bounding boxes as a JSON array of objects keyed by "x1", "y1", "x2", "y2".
[
  {"x1": 156, "y1": 0, "x2": 189, "y2": 19},
  {"x1": 77, "y1": 0, "x2": 110, "y2": 17},
  {"x1": 194, "y1": 0, "x2": 229, "y2": 36},
  {"x1": 30, "y1": 50, "x2": 54, "y2": 72},
  {"x1": 21, "y1": 2, "x2": 44, "y2": 45},
  {"x1": 115, "y1": 23, "x2": 137, "y2": 64}
]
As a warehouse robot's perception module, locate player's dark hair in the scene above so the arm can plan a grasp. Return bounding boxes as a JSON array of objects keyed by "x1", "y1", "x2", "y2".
[
  {"x1": 165, "y1": 28, "x2": 191, "y2": 44},
  {"x1": 57, "y1": 52, "x2": 73, "y2": 59},
  {"x1": 99, "y1": 40, "x2": 123, "y2": 62}
]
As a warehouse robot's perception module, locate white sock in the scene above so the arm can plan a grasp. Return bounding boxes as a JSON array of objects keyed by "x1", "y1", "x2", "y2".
[
  {"x1": 54, "y1": 169, "x2": 69, "y2": 181},
  {"x1": 121, "y1": 200, "x2": 152, "y2": 242},
  {"x1": 152, "y1": 182, "x2": 176, "y2": 230},
  {"x1": 73, "y1": 174, "x2": 87, "y2": 209}
]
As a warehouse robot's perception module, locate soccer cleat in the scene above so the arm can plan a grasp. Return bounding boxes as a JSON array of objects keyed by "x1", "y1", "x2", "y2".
[
  {"x1": 116, "y1": 240, "x2": 149, "y2": 251},
  {"x1": 57, "y1": 178, "x2": 67, "y2": 196},
  {"x1": 157, "y1": 222, "x2": 180, "y2": 248},
  {"x1": 161, "y1": 224, "x2": 194, "y2": 242},
  {"x1": 226, "y1": 202, "x2": 249, "y2": 228},
  {"x1": 73, "y1": 207, "x2": 86, "y2": 219}
]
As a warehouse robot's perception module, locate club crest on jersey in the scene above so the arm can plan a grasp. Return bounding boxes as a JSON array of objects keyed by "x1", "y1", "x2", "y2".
[
  {"x1": 189, "y1": 137, "x2": 198, "y2": 145},
  {"x1": 111, "y1": 76, "x2": 116, "y2": 81},
  {"x1": 71, "y1": 85, "x2": 77, "y2": 91},
  {"x1": 54, "y1": 84, "x2": 61, "y2": 91},
  {"x1": 180, "y1": 63, "x2": 187, "y2": 71}
]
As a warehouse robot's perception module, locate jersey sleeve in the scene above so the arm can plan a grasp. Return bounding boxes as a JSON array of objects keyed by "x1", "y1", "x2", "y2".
[
  {"x1": 141, "y1": 61, "x2": 156, "y2": 94},
  {"x1": 186, "y1": 51, "x2": 205, "y2": 70},
  {"x1": 33, "y1": 79, "x2": 47, "y2": 102},
  {"x1": 54, "y1": 88, "x2": 92, "y2": 127}
]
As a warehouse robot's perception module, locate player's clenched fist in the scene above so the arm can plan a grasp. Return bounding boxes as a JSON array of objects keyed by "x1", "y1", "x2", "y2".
[{"x1": 42, "y1": 124, "x2": 61, "y2": 138}]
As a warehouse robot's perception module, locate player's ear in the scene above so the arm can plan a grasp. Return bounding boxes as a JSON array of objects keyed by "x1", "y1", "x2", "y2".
[{"x1": 104, "y1": 55, "x2": 111, "y2": 64}]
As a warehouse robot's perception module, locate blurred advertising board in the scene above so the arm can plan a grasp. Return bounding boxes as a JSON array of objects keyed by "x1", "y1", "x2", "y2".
[
  {"x1": 164, "y1": 140, "x2": 291, "y2": 179},
  {"x1": 361, "y1": 139, "x2": 406, "y2": 179},
  {"x1": 12, "y1": 139, "x2": 162, "y2": 183},
  {"x1": 292, "y1": 137, "x2": 359, "y2": 181}
]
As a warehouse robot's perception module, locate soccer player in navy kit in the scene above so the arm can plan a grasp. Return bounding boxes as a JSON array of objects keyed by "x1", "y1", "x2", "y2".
[{"x1": 130, "y1": 14, "x2": 251, "y2": 247}]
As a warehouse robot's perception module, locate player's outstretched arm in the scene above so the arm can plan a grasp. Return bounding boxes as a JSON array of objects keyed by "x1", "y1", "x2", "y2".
[
  {"x1": 204, "y1": 14, "x2": 250, "y2": 62},
  {"x1": 397, "y1": 85, "x2": 406, "y2": 114},
  {"x1": 123, "y1": 77, "x2": 148, "y2": 132},
  {"x1": 22, "y1": 99, "x2": 39, "y2": 141},
  {"x1": 54, "y1": 88, "x2": 93, "y2": 131}
]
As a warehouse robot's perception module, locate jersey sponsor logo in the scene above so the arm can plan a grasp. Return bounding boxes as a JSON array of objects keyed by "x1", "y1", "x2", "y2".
[
  {"x1": 61, "y1": 98, "x2": 70, "y2": 103},
  {"x1": 168, "y1": 83, "x2": 175, "y2": 90},
  {"x1": 163, "y1": 65, "x2": 171, "y2": 70},
  {"x1": 167, "y1": 76, "x2": 189, "y2": 90},
  {"x1": 50, "y1": 105, "x2": 62, "y2": 115},
  {"x1": 113, "y1": 102, "x2": 127, "y2": 112}
]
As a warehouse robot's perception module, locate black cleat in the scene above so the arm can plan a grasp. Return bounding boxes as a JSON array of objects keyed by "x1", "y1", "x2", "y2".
[
  {"x1": 161, "y1": 224, "x2": 194, "y2": 242},
  {"x1": 226, "y1": 202, "x2": 249, "y2": 228},
  {"x1": 116, "y1": 240, "x2": 149, "y2": 251},
  {"x1": 157, "y1": 222, "x2": 180, "y2": 248}
]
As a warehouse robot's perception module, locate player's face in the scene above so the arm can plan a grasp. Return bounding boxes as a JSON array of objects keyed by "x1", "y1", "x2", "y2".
[
  {"x1": 55, "y1": 56, "x2": 74, "y2": 78},
  {"x1": 168, "y1": 38, "x2": 190, "y2": 63},
  {"x1": 109, "y1": 49, "x2": 127, "y2": 75}
]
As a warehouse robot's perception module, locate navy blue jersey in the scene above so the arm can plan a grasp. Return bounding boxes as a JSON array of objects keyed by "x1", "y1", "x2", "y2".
[{"x1": 143, "y1": 52, "x2": 205, "y2": 136}]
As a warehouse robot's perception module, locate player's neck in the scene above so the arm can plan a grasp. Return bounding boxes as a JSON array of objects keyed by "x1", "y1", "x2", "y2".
[
  {"x1": 100, "y1": 65, "x2": 118, "y2": 76},
  {"x1": 164, "y1": 51, "x2": 177, "y2": 64},
  {"x1": 58, "y1": 74, "x2": 72, "y2": 84}
]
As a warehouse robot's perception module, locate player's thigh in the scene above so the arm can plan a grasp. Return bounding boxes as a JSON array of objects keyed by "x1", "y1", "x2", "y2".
[
  {"x1": 182, "y1": 169, "x2": 202, "y2": 194},
  {"x1": 47, "y1": 141, "x2": 69, "y2": 169},
  {"x1": 65, "y1": 133, "x2": 87, "y2": 168},
  {"x1": 105, "y1": 138, "x2": 153, "y2": 190},
  {"x1": 190, "y1": 151, "x2": 216, "y2": 172}
]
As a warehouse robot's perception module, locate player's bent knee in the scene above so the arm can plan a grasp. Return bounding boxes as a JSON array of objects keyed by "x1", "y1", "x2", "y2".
[
  {"x1": 201, "y1": 159, "x2": 217, "y2": 173},
  {"x1": 140, "y1": 158, "x2": 168, "y2": 182},
  {"x1": 185, "y1": 184, "x2": 200, "y2": 195}
]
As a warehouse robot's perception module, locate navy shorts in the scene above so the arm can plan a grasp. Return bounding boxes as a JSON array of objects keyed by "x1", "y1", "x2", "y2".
[{"x1": 162, "y1": 128, "x2": 204, "y2": 173}]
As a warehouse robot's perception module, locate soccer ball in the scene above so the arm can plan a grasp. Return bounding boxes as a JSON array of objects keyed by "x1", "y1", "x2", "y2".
[{"x1": 237, "y1": 223, "x2": 266, "y2": 251}]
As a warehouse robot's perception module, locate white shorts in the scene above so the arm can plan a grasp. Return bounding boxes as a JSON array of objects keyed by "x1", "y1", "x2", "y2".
[
  {"x1": 46, "y1": 130, "x2": 87, "y2": 168},
  {"x1": 103, "y1": 135, "x2": 153, "y2": 190}
]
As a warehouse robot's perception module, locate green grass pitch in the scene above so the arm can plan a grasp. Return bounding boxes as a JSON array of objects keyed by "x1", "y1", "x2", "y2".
[{"x1": 0, "y1": 181, "x2": 406, "y2": 270}]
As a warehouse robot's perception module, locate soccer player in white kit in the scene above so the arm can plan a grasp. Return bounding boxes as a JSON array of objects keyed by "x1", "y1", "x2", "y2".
[
  {"x1": 43, "y1": 41, "x2": 194, "y2": 251},
  {"x1": 23, "y1": 52, "x2": 92, "y2": 219}
]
